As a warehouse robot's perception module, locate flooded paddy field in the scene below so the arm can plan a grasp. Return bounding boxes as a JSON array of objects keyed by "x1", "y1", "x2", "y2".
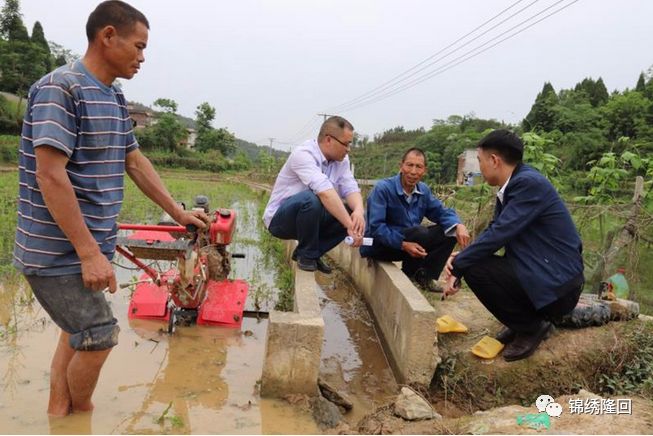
[{"x1": 0, "y1": 175, "x2": 395, "y2": 434}]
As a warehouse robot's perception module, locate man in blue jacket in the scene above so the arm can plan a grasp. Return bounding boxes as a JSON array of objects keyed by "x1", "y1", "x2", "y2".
[
  {"x1": 361, "y1": 148, "x2": 470, "y2": 292},
  {"x1": 444, "y1": 130, "x2": 584, "y2": 362}
]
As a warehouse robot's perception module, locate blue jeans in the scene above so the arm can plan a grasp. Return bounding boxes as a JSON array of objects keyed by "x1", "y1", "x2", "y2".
[
  {"x1": 26, "y1": 274, "x2": 119, "y2": 351},
  {"x1": 268, "y1": 190, "x2": 348, "y2": 260}
]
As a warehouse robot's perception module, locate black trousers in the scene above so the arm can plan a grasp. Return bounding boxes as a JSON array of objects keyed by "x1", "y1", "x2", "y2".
[
  {"x1": 367, "y1": 224, "x2": 456, "y2": 280},
  {"x1": 463, "y1": 255, "x2": 583, "y2": 334}
]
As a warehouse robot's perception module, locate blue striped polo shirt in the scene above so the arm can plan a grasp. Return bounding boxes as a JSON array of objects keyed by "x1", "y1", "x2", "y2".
[{"x1": 13, "y1": 60, "x2": 139, "y2": 276}]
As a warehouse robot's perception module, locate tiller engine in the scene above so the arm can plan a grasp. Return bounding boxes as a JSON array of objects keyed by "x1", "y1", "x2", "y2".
[{"x1": 116, "y1": 197, "x2": 248, "y2": 333}]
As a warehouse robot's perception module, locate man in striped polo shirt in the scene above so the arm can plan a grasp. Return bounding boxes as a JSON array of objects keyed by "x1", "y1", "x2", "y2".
[{"x1": 13, "y1": 1, "x2": 207, "y2": 416}]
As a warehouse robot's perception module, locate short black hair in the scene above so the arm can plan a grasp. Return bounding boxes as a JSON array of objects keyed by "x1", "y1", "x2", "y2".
[
  {"x1": 477, "y1": 129, "x2": 523, "y2": 165},
  {"x1": 401, "y1": 147, "x2": 426, "y2": 164},
  {"x1": 86, "y1": 1, "x2": 149, "y2": 42},
  {"x1": 318, "y1": 116, "x2": 354, "y2": 141}
]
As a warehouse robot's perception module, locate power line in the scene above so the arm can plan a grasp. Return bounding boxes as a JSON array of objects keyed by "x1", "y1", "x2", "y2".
[
  {"x1": 336, "y1": 0, "x2": 579, "y2": 113},
  {"x1": 327, "y1": 0, "x2": 535, "y2": 113},
  {"x1": 283, "y1": 2, "x2": 531, "y2": 145},
  {"x1": 284, "y1": 0, "x2": 577, "y2": 144},
  {"x1": 285, "y1": 116, "x2": 322, "y2": 145}
]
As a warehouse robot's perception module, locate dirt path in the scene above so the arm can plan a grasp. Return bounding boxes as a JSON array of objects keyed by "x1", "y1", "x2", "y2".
[{"x1": 353, "y1": 390, "x2": 653, "y2": 434}]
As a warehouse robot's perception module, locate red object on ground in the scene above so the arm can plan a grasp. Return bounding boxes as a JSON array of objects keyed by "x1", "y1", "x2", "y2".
[{"x1": 198, "y1": 279, "x2": 248, "y2": 328}]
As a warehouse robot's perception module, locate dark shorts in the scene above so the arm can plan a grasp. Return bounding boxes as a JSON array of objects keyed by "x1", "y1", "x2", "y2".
[{"x1": 25, "y1": 274, "x2": 119, "y2": 351}]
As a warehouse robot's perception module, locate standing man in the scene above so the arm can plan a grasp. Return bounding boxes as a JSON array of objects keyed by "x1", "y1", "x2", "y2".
[
  {"x1": 263, "y1": 116, "x2": 365, "y2": 272},
  {"x1": 360, "y1": 148, "x2": 469, "y2": 292},
  {"x1": 444, "y1": 130, "x2": 584, "y2": 362},
  {"x1": 13, "y1": 1, "x2": 207, "y2": 416}
]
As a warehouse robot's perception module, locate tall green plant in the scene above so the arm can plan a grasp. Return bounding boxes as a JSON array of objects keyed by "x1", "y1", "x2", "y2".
[{"x1": 522, "y1": 132, "x2": 561, "y2": 189}]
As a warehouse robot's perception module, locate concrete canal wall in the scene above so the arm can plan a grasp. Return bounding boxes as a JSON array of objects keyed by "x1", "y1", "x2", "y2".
[{"x1": 260, "y1": 241, "x2": 324, "y2": 397}]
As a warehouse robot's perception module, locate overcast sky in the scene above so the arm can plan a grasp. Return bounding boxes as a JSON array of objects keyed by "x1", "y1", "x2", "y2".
[{"x1": 18, "y1": 0, "x2": 653, "y2": 150}]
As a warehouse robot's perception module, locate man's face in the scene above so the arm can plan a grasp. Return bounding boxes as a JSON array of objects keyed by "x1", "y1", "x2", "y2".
[
  {"x1": 477, "y1": 147, "x2": 499, "y2": 186},
  {"x1": 106, "y1": 21, "x2": 148, "y2": 80},
  {"x1": 399, "y1": 151, "x2": 426, "y2": 188},
  {"x1": 325, "y1": 129, "x2": 353, "y2": 162}
]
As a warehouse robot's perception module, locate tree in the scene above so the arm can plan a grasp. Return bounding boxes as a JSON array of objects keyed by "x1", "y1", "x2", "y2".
[
  {"x1": 573, "y1": 77, "x2": 609, "y2": 107},
  {"x1": 194, "y1": 127, "x2": 236, "y2": 155},
  {"x1": 30, "y1": 21, "x2": 48, "y2": 48},
  {"x1": 635, "y1": 72, "x2": 646, "y2": 93},
  {"x1": 30, "y1": 21, "x2": 52, "y2": 72},
  {"x1": 153, "y1": 98, "x2": 178, "y2": 114},
  {"x1": 602, "y1": 91, "x2": 651, "y2": 140},
  {"x1": 0, "y1": 0, "x2": 28, "y2": 41},
  {"x1": 147, "y1": 112, "x2": 187, "y2": 152},
  {"x1": 0, "y1": 39, "x2": 49, "y2": 94},
  {"x1": 195, "y1": 102, "x2": 216, "y2": 133},
  {"x1": 48, "y1": 41, "x2": 79, "y2": 65},
  {"x1": 193, "y1": 102, "x2": 235, "y2": 155},
  {"x1": 135, "y1": 98, "x2": 187, "y2": 152},
  {"x1": 592, "y1": 78, "x2": 609, "y2": 106},
  {"x1": 523, "y1": 82, "x2": 558, "y2": 131}
]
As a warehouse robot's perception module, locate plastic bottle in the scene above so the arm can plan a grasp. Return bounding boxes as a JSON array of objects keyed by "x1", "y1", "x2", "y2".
[
  {"x1": 344, "y1": 236, "x2": 373, "y2": 246},
  {"x1": 607, "y1": 268, "x2": 629, "y2": 299}
]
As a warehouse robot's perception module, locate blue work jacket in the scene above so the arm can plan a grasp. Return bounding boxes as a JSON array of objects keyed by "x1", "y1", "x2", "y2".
[{"x1": 360, "y1": 174, "x2": 461, "y2": 255}]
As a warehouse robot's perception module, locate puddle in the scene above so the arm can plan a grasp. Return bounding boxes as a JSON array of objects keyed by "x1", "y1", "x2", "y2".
[
  {"x1": 0, "y1": 184, "x2": 398, "y2": 434},
  {"x1": 316, "y1": 269, "x2": 398, "y2": 425},
  {"x1": 0, "y1": 195, "x2": 317, "y2": 435}
]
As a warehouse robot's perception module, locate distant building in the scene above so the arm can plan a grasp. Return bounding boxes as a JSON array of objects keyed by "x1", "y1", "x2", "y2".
[
  {"x1": 457, "y1": 149, "x2": 482, "y2": 186},
  {"x1": 181, "y1": 128, "x2": 197, "y2": 150},
  {"x1": 127, "y1": 104, "x2": 154, "y2": 129}
]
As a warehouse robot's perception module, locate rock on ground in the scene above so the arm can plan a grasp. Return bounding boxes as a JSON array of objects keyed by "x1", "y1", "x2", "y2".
[{"x1": 394, "y1": 386, "x2": 442, "y2": 421}]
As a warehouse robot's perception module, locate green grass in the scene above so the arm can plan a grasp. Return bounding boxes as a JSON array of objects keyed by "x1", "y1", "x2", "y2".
[
  {"x1": 119, "y1": 174, "x2": 259, "y2": 223},
  {"x1": 0, "y1": 135, "x2": 20, "y2": 164},
  {"x1": 0, "y1": 92, "x2": 27, "y2": 119},
  {"x1": 0, "y1": 172, "x2": 18, "y2": 270}
]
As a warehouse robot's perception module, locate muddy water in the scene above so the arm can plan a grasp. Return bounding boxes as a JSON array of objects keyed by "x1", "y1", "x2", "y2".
[
  {"x1": 0, "y1": 196, "x2": 396, "y2": 434},
  {"x1": 316, "y1": 269, "x2": 398, "y2": 424}
]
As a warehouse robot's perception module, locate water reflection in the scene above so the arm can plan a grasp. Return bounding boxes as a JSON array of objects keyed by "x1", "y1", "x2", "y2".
[{"x1": 0, "y1": 190, "x2": 394, "y2": 434}]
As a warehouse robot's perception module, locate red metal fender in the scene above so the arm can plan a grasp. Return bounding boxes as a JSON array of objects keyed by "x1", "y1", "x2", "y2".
[
  {"x1": 126, "y1": 229, "x2": 177, "y2": 242},
  {"x1": 127, "y1": 271, "x2": 176, "y2": 321},
  {"x1": 197, "y1": 279, "x2": 248, "y2": 328}
]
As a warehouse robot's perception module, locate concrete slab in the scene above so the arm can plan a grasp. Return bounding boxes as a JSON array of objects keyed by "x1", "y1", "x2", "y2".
[{"x1": 261, "y1": 241, "x2": 324, "y2": 398}]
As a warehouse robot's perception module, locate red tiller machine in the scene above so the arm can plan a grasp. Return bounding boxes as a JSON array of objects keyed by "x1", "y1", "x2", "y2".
[{"x1": 116, "y1": 198, "x2": 249, "y2": 333}]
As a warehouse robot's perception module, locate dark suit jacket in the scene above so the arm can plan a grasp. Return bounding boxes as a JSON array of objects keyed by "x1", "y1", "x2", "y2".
[{"x1": 452, "y1": 164, "x2": 584, "y2": 310}]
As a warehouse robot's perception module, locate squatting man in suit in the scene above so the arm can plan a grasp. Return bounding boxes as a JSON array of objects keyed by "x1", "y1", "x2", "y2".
[
  {"x1": 444, "y1": 130, "x2": 584, "y2": 362},
  {"x1": 263, "y1": 116, "x2": 365, "y2": 272},
  {"x1": 361, "y1": 147, "x2": 470, "y2": 292}
]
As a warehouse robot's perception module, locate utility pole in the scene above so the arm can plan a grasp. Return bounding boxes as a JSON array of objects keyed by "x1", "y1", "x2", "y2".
[
  {"x1": 317, "y1": 113, "x2": 335, "y2": 122},
  {"x1": 268, "y1": 137, "x2": 275, "y2": 155}
]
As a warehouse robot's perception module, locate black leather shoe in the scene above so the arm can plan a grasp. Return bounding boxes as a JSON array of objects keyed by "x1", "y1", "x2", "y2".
[
  {"x1": 297, "y1": 257, "x2": 317, "y2": 272},
  {"x1": 503, "y1": 321, "x2": 553, "y2": 362},
  {"x1": 495, "y1": 326, "x2": 516, "y2": 344},
  {"x1": 315, "y1": 257, "x2": 332, "y2": 274}
]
